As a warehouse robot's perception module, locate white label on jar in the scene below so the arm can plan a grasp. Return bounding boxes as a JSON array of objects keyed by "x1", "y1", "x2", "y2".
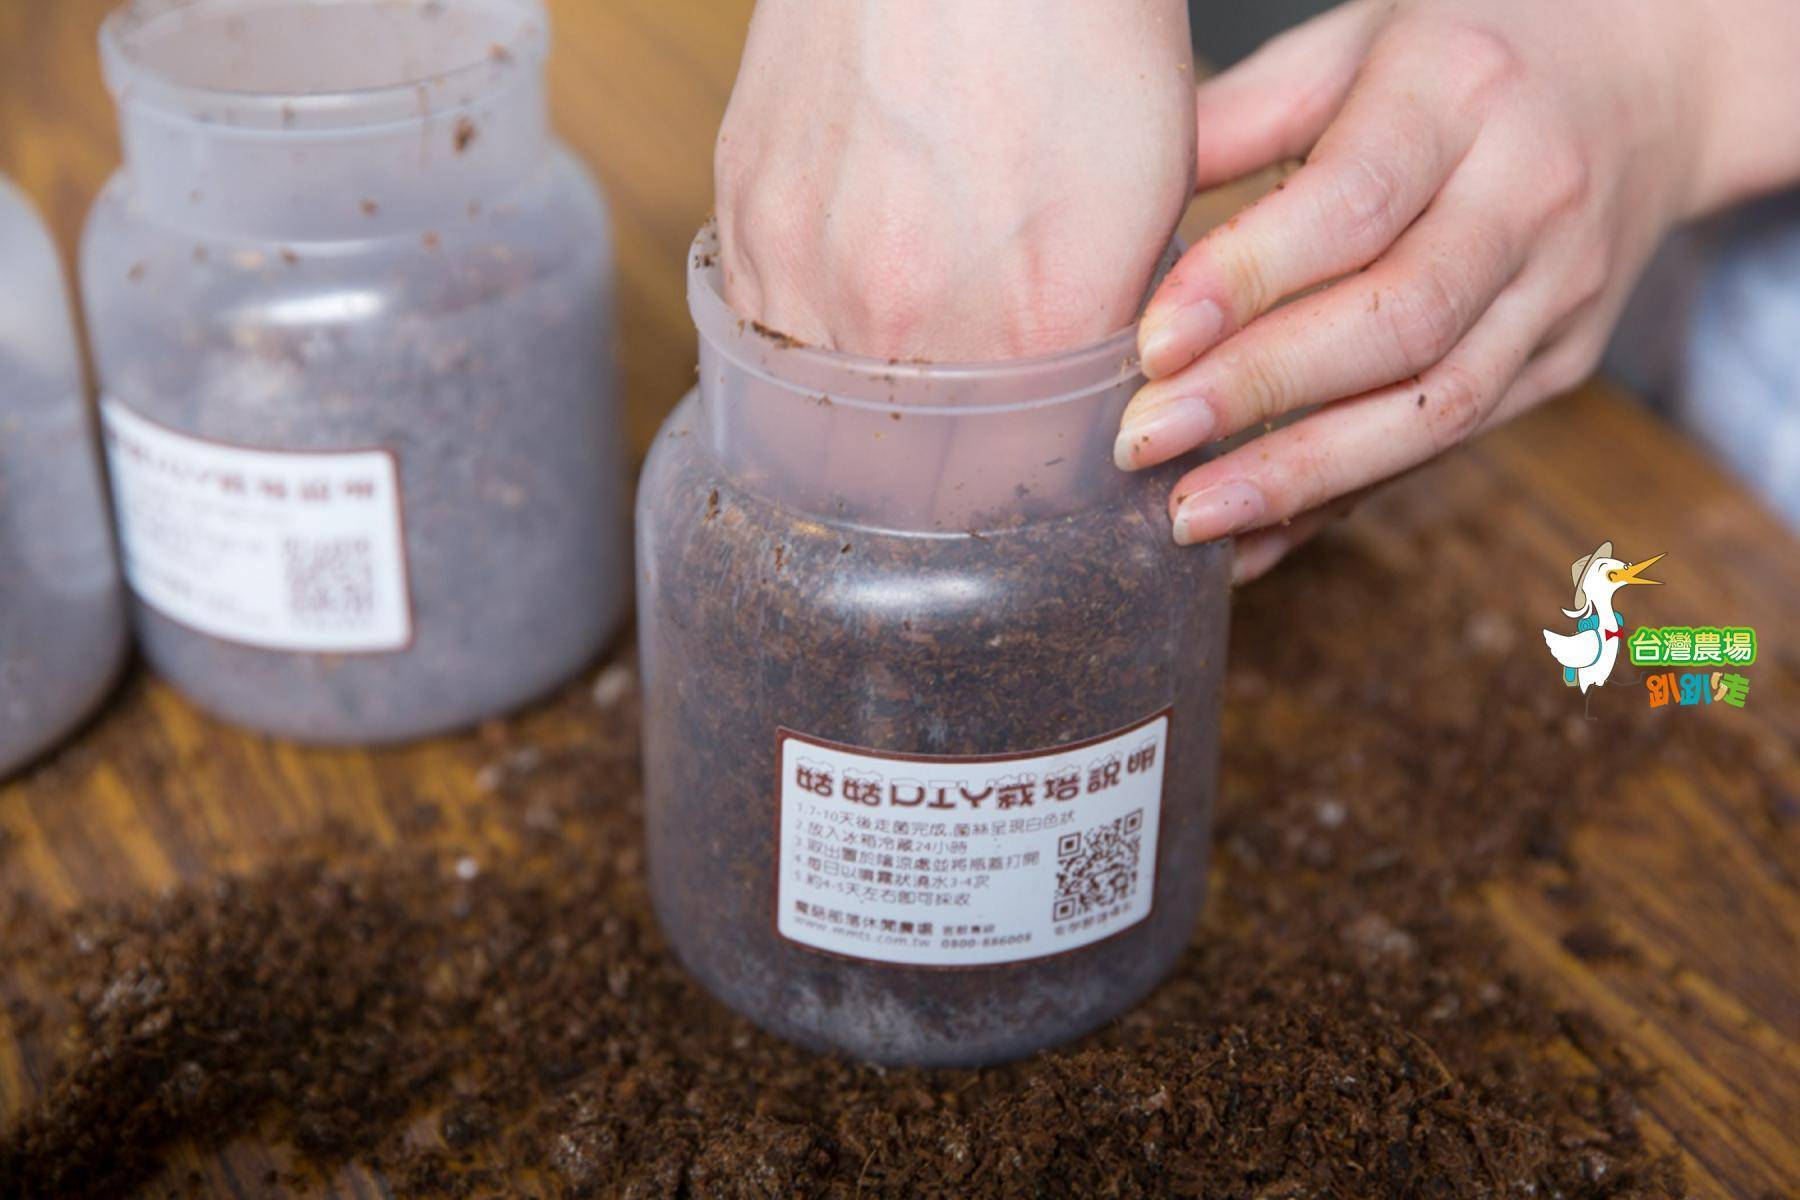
[
  {"x1": 775, "y1": 711, "x2": 1168, "y2": 967},
  {"x1": 100, "y1": 399, "x2": 412, "y2": 653}
]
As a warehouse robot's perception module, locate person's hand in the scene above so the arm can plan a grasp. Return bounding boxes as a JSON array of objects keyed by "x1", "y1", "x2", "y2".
[
  {"x1": 714, "y1": 0, "x2": 1195, "y2": 362},
  {"x1": 1115, "y1": 0, "x2": 1730, "y2": 582}
]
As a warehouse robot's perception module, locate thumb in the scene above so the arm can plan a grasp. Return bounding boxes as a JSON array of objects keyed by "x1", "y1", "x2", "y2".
[{"x1": 1192, "y1": 0, "x2": 1385, "y2": 190}]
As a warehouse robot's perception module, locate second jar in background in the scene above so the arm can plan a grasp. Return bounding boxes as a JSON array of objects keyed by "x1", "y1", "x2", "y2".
[{"x1": 84, "y1": 0, "x2": 628, "y2": 743}]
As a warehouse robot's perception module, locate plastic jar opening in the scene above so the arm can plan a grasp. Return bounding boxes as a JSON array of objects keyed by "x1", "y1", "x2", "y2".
[
  {"x1": 100, "y1": 0, "x2": 548, "y2": 134},
  {"x1": 686, "y1": 222, "x2": 1157, "y2": 416},
  {"x1": 685, "y1": 223, "x2": 1176, "y2": 533}
]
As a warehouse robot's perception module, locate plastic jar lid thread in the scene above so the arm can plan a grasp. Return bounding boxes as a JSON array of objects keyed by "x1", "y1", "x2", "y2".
[
  {"x1": 685, "y1": 225, "x2": 1180, "y2": 533},
  {"x1": 686, "y1": 223, "x2": 1155, "y2": 416},
  {"x1": 100, "y1": 0, "x2": 549, "y2": 134}
]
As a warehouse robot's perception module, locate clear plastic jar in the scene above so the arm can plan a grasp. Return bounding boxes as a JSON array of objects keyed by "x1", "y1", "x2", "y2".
[
  {"x1": 0, "y1": 178, "x2": 129, "y2": 778},
  {"x1": 637, "y1": 226, "x2": 1231, "y2": 1066},
  {"x1": 83, "y1": 0, "x2": 628, "y2": 743}
]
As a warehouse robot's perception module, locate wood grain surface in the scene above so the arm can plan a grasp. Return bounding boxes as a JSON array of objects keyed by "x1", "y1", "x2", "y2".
[{"x1": 2, "y1": 0, "x2": 1796, "y2": 1196}]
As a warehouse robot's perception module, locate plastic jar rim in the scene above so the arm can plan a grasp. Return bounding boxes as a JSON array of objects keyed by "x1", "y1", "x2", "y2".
[
  {"x1": 99, "y1": 0, "x2": 547, "y2": 134},
  {"x1": 686, "y1": 222, "x2": 1157, "y2": 417}
]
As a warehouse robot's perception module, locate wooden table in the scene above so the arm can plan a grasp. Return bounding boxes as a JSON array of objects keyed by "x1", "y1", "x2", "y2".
[{"x1": 2, "y1": 1, "x2": 1795, "y2": 1196}]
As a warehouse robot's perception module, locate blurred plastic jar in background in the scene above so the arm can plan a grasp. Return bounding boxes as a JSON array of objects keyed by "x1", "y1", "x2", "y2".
[
  {"x1": 0, "y1": 178, "x2": 129, "y2": 779},
  {"x1": 84, "y1": 0, "x2": 629, "y2": 743},
  {"x1": 635, "y1": 225, "x2": 1231, "y2": 1066}
]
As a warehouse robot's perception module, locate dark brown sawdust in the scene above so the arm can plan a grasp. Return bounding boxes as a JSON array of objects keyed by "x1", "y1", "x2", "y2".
[
  {"x1": 2, "y1": 529, "x2": 1754, "y2": 1198},
  {"x1": 747, "y1": 319, "x2": 805, "y2": 350},
  {"x1": 636, "y1": 434, "x2": 1227, "y2": 1067}
]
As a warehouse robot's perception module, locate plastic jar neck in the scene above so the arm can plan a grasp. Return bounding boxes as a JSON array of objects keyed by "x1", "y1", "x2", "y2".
[
  {"x1": 688, "y1": 225, "x2": 1169, "y2": 535},
  {"x1": 101, "y1": 0, "x2": 550, "y2": 242}
]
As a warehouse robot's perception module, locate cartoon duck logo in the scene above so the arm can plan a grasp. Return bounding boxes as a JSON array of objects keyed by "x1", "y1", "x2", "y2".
[{"x1": 1542, "y1": 541, "x2": 1663, "y2": 693}]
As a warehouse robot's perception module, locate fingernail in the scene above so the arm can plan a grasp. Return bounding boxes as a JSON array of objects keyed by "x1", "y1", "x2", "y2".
[
  {"x1": 1171, "y1": 480, "x2": 1266, "y2": 546},
  {"x1": 1139, "y1": 298, "x2": 1224, "y2": 380},
  {"x1": 1113, "y1": 393, "x2": 1216, "y2": 470}
]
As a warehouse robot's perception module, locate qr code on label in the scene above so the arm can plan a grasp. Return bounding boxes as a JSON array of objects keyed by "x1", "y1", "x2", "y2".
[
  {"x1": 1052, "y1": 809, "x2": 1144, "y2": 922},
  {"x1": 283, "y1": 537, "x2": 375, "y2": 622}
]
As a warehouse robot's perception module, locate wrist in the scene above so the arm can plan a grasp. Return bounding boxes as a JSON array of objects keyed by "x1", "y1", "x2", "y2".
[
  {"x1": 1684, "y1": 0, "x2": 1800, "y2": 217},
  {"x1": 740, "y1": 0, "x2": 1190, "y2": 82}
]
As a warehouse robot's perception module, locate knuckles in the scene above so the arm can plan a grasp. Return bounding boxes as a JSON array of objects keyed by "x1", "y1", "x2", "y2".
[
  {"x1": 1383, "y1": 267, "x2": 1473, "y2": 374},
  {"x1": 1215, "y1": 341, "x2": 1301, "y2": 429},
  {"x1": 1206, "y1": 232, "x2": 1278, "y2": 324},
  {"x1": 832, "y1": 211, "x2": 957, "y2": 351},
  {"x1": 1418, "y1": 359, "x2": 1491, "y2": 454},
  {"x1": 732, "y1": 190, "x2": 813, "y2": 265},
  {"x1": 1327, "y1": 150, "x2": 1414, "y2": 260},
  {"x1": 1387, "y1": 14, "x2": 1528, "y2": 112},
  {"x1": 1437, "y1": 21, "x2": 1527, "y2": 109},
  {"x1": 1562, "y1": 244, "x2": 1614, "y2": 313},
  {"x1": 1532, "y1": 137, "x2": 1595, "y2": 226},
  {"x1": 1270, "y1": 424, "x2": 1345, "y2": 515}
]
